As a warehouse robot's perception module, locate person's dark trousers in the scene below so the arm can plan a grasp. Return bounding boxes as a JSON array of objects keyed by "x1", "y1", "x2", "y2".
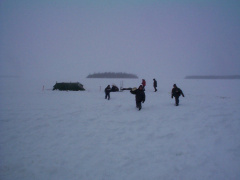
[
  {"x1": 154, "y1": 87, "x2": 157, "y2": 92},
  {"x1": 105, "y1": 93, "x2": 110, "y2": 100},
  {"x1": 136, "y1": 101, "x2": 142, "y2": 110},
  {"x1": 175, "y1": 96, "x2": 179, "y2": 106}
]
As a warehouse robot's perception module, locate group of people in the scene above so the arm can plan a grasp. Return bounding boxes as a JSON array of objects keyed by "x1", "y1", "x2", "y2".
[{"x1": 105, "y1": 78, "x2": 184, "y2": 110}]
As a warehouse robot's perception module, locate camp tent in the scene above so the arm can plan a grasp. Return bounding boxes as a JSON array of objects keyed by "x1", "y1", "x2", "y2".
[{"x1": 53, "y1": 82, "x2": 85, "y2": 91}]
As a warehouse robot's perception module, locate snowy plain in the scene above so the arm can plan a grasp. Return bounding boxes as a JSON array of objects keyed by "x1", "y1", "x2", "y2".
[{"x1": 0, "y1": 77, "x2": 240, "y2": 180}]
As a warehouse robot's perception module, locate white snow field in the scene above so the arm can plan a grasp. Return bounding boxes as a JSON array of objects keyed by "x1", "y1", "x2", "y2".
[{"x1": 0, "y1": 77, "x2": 240, "y2": 180}]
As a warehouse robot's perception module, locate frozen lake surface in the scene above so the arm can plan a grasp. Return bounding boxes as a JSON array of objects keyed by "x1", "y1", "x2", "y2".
[{"x1": 0, "y1": 77, "x2": 240, "y2": 180}]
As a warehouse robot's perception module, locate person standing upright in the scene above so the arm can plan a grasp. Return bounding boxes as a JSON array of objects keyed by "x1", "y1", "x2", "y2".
[
  {"x1": 171, "y1": 84, "x2": 184, "y2": 106},
  {"x1": 105, "y1": 85, "x2": 111, "y2": 100},
  {"x1": 130, "y1": 85, "x2": 145, "y2": 110},
  {"x1": 153, "y1": 79, "x2": 157, "y2": 92}
]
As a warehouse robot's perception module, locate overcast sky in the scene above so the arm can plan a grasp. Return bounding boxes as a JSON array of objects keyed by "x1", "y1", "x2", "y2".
[{"x1": 0, "y1": 0, "x2": 240, "y2": 80}]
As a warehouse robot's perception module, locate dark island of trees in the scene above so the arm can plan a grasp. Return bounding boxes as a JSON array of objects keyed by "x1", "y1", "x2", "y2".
[
  {"x1": 185, "y1": 75, "x2": 240, "y2": 79},
  {"x1": 87, "y1": 72, "x2": 138, "y2": 79}
]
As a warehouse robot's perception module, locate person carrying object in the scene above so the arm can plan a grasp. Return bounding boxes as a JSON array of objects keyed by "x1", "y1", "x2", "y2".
[{"x1": 130, "y1": 85, "x2": 146, "y2": 110}]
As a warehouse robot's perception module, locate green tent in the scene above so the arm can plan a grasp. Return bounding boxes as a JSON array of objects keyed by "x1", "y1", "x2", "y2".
[{"x1": 53, "y1": 82, "x2": 85, "y2": 91}]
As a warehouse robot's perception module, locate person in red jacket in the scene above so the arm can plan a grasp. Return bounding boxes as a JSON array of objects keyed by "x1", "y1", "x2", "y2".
[{"x1": 141, "y1": 79, "x2": 146, "y2": 90}]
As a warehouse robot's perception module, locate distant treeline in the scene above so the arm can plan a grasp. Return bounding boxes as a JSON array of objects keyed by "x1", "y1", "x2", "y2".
[
  {"x1": 185, "y1": 75, "x2": 240, "y2": 79},
  {"x1": 87, "y1": 72, "x2": 138, "y2": 79}
]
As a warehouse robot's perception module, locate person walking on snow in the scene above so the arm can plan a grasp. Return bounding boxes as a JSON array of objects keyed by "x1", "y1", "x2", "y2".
[
  {"x1": 105, "y1": 85, "x2": 111, "y2": 100},
  {"x1": 171, "y1": 84, "x2": 184, "y2": 106},
  {"x1": 130, "y1": 85, "x2": 145, "y2": 110},
  {"x1": 141, "y1": 79, "x2": 146, "y2": 91},
  {"x1": 153, "y1": 79, "x2": 157, "y2": 92}
]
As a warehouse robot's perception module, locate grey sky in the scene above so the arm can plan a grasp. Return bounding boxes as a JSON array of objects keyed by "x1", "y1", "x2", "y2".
[{"x1": 1, "y1": 0, "x2": 240, "y2": 80}]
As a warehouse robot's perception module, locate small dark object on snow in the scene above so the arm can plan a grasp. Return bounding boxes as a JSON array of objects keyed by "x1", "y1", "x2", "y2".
[
  {"x1": 111, "y1": 85, "x2": 119, "y2": 92},
  {"x1": 53, "y1": 82, "x2": 85, "y2": 91},
  {"x1": 121, "y1": 87, "x2": 132, "y2": 91}
]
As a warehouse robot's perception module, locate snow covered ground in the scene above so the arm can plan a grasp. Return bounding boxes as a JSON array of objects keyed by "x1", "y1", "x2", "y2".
[{"x1": 0, "y1": 77, "x2": 240, "y2": 180}]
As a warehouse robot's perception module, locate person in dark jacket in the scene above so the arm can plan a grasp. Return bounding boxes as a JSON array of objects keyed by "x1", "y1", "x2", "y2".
[
  {"x1": 130, "y1": 85, "x2": 146, "y2": 110},
  {"x1": 105, "y1": 85, "x2": 111, "y2": 100},
  {"x1": 171, "y1": 84, "x2": 184, "y2": 106},
  {"x1": 153, "y1": 79, "x2": 157, "y2": 92}
]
